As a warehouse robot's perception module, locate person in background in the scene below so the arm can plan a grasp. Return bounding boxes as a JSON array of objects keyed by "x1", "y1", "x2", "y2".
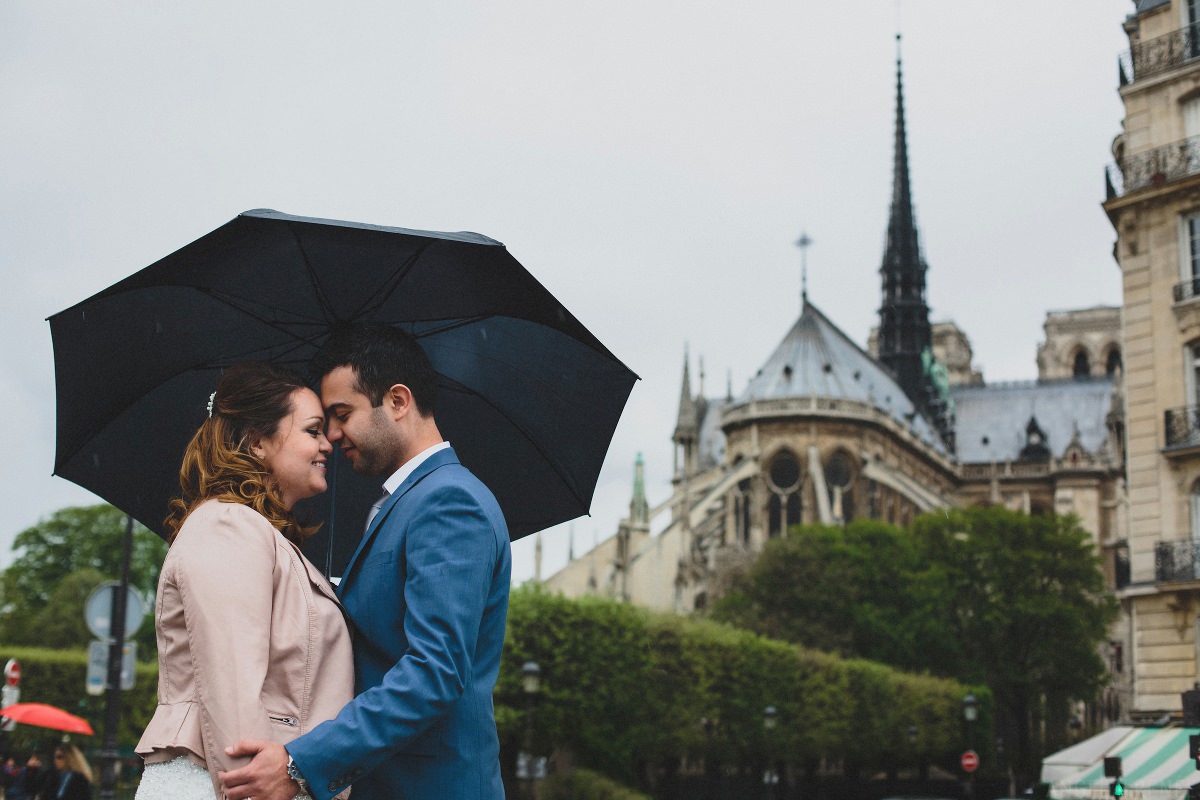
[
  {"x1": 6, "y1": 752, "x2": 46, "y2": 800},
  {"x1": 49, "y1": 745, "x2": 92, "y2": 800}
]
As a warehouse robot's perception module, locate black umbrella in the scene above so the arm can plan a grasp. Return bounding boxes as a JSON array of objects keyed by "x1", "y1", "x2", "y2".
[{"x1": 49, "y1": 209, "x2": 637, "y2": 575}]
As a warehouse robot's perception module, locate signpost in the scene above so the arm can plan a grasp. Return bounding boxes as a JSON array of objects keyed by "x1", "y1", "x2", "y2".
[
  {"x1": 85, "y1": 582, "x2": 145, "y2": 641},
  {"x1": 86, "y1": 641, "x2": 136, "y2": 696},
  {"x1": 1, "y1": 659, "x2": 19, "y2": 731}
]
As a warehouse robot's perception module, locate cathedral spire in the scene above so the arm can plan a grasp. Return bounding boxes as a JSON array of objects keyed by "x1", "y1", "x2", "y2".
[
  {"x1": 674, "y1": 345, "x2": 698, "y2": 442},
  {"x1": 876, "y1": 35, "x2": 952, "y2": 447},
  {"x1": 629, "y1": 452, "x2": 649, "y2": 526}
]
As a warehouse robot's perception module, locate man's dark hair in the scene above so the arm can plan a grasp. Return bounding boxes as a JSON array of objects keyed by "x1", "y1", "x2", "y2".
[{"x1": 310, "y1": 324, "x2": 438, "y2": 416}]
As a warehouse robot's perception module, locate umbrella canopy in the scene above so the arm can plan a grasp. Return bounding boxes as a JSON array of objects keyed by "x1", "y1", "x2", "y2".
[
  {"x1": 0, "y1": 703, "x2": 94, "y2": 735},
  {"x1": 49, "y1": 210, "x2": 637, "y2": 574}
]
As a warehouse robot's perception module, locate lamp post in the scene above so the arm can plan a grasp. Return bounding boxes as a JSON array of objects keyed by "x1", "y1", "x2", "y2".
[
  {"x1": 763, "y1": 705, "x2": 778, "y2": 800},
  {"x1": 908, "y1": 724, "x2": 919, "y2": 782},
  {"x1": 963, "y1": 693, "x2": 979, "y2": 800},
  {"x1": 521, "y1": 661, "x2": 541, "y2": 800}
]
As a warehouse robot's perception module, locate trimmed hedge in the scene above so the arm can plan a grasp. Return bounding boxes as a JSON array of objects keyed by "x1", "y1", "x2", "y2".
[
  {"x1": 0, "y1": 646, "x2": 158, "y2": 754},
  {"x1": 497, "y1": 586, "x2": 981, "y2": 787},
  {"x1": 541, "y1": 768, "x2": 652, "y2": 800}
]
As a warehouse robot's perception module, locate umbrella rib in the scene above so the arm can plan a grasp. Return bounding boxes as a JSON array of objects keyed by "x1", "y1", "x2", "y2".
[
  {"x1": 287, "y1": 220, "x2": 341, "y2": 325},
  {"x1": 348, "y1": 243, "x2": 432, "y2": 320},
  {"x1": 438, "y1": 377, "x2": 591, "y2": 512}
]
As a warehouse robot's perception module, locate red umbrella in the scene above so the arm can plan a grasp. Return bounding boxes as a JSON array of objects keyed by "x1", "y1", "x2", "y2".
[{"x1": 0, "y1": 703, "x2": 94, "y2": 735}]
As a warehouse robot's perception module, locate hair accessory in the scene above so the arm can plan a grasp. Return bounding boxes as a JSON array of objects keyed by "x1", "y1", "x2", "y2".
[{"x1": 207, "y1": 391, "x2": 216, "y2": 418}]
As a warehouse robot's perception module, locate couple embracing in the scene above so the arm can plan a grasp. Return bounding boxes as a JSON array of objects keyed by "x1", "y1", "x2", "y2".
[{"x1": 133, "y1": 324, "x2": 512, "y2": 800}]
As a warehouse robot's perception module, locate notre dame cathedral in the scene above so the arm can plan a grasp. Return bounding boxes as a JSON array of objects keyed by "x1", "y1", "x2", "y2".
[{"x1": 543, "y1": 45, "x2": 1126, "y2": 626}]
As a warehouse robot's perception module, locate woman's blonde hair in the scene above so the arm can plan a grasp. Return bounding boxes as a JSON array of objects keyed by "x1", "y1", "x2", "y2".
[
  {"x1": 164, "y1": 362, "x2": 318, "y2": 546},
  {"x1": 54, "y1": 744, "x2": 92, "y2": 784}
]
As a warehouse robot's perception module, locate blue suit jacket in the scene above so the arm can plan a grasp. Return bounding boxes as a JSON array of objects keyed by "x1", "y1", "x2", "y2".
[{"x1": 288, "y1": 446, "x2": 511, "y2": 800}]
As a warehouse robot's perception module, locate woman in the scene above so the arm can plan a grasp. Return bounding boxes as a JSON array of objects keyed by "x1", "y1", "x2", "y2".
[
  {"x1": 135, "y1": 362, "x2": 354, "y2": 800},
  {"x1": 49, "y1": 745, "x2": 92, "y2": 800}
]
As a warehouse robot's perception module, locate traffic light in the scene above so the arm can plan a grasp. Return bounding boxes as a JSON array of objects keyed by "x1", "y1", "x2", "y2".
[{"x1": 1105, "y1": 757, "x2": 1124, "y2": 798}]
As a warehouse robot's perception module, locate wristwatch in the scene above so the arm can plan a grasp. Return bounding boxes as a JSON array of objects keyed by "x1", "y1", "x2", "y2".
[{"x1": 286, "y1": 754, "x2": 311, "y2": 795}]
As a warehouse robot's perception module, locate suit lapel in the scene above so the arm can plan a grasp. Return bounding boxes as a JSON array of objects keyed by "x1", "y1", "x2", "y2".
[{"x1": 337, "y1": 447, "x2": 460, "y2": 596}]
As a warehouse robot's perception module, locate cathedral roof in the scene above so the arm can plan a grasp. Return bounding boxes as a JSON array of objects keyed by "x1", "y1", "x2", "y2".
[
  {"x1": 738, "y1": 299, "x2": 945, "y2": 451},
  {"x1": 952, "y1": 378, "x2": 1115, "y2": 462}
]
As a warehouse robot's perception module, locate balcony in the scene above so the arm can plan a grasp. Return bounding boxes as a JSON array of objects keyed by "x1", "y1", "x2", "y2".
[
  {"x1": 1176, "y1": 276, "x2": 1200, "y2": 303},
  {"x1": 1165, "y1": 404, "x2": 1200, "y2": 449},
  {"x1": 1106, "y1": 135, "x2": 1200, "y2": 199},
  {"x1": 1156, "y1": 539, "x2": 1200, "y2": 583},
  {"x1": 1119, "y1": 24, "x2": 1200, "y2": 85}
]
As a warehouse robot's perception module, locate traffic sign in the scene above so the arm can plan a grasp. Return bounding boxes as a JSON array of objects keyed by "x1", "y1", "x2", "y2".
[
  {"x1": 961, "y1": 750, "x2": 980, "y2": 773},
  {"x1": 86, "y1": 640, "x2": 136, "y2": 695},
  {"x1": 84, "y1": 581, "x2": 145, "y2": 641},
  {"x1": 0, "y1": 685, "x2": 18, "y2": 730},
  {"x1": 4, "y1": 659, "x2": 20, "y2": 687}
]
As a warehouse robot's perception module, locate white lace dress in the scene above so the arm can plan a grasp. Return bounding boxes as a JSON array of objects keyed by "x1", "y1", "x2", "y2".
[{"x1": 135, "y1": 755, "x2": 311, "y2": 800}]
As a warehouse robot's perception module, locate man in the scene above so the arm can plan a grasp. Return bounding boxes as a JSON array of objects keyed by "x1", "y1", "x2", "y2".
[{"x1": 220, "y1": 324, "x2": 512, "y2": 800}]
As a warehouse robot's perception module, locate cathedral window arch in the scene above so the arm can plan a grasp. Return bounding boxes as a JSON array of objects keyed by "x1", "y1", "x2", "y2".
[
  {"x1": 766, "y1": 449, "x2": 802, "y2": 538},
  {"x1": 824, "y1": 449, "x2": 857, "y2": 523}
]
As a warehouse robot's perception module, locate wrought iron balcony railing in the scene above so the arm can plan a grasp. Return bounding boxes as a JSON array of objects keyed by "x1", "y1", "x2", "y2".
[
  {"x1": 1119, "y1": 23, "x2": 1200, "y2": 85},
  {"x1": 1176, "y1": 276, "x2": 1200, "y2": 303},
  {"x1": 1165, "y1": 404, "x2": 1200, "y2": 448},
  {"x1": 1156, "y1": 539, "x2": 1200, "y2": 583},
  {"x1": 1106, "y1": 135, "x2": 1200, "y2": 199}
]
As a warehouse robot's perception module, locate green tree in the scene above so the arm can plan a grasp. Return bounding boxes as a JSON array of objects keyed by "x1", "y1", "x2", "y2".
[
  {"x1": 909, "y1": 507, "x2": 1117, "y2": 781},
  {"x1": 0, "y1": 504, "x2": 167, "y2": 655},
  {"x1": 711, "y1": 519, "x2": 944, "y2": 670},
  {"x1": 711, "y1": 507, "x2": 1117, "y2": 785}
]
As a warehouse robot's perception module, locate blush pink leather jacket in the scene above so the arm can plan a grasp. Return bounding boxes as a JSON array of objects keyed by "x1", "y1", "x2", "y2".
[{"x1": 135, "y1": 500, "x2": 354, "y2": 797}]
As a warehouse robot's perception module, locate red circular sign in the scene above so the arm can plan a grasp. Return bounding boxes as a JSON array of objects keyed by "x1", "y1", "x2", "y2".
[
  {"x1": 4, "y1": 660, "x2": 20, "y2": 687},
  {"x1": 961, "y1": 750, "x2": 980, "y2": 773}
]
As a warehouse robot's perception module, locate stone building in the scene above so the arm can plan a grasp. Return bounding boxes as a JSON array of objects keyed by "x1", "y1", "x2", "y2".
[
  {"x1": 1102, "y1": 0, "x2": 1200, "y2": 723},
  {"x1": 544, "y1": 37, "x2": 1128, "y2": 698}
]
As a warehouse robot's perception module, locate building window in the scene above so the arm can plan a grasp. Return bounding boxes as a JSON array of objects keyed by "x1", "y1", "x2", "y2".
[
  {"x1": 825, "y1": 450, "x2": 856, "y2": 522},
  {"x1": 1186, "y1": 215, "x2": 1200, "y2": 285},
  {"x1": 1106, "y1": 348, "x2": 1122, "y2": 377},
  {"x1": 1191, "y1": 479, "x2": 1200, "y2": 541},
  {"x1": 1073, "y1": 350, "x2": 1090, "y2": 379},
  {"x1": 768, "y1": 450, "x2": 801, "y2": 493},
  {"x1": 1191, "y1": 344, "x2": 1200, "y2": 407}
]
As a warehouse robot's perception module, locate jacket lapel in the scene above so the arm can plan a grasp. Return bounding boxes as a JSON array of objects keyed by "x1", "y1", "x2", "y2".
[{"x1": 336, "y1": 447, "x2": 460, "y2": 596}]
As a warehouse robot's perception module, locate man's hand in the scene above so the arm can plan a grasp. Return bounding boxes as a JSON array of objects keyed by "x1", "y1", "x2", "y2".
[{"x1": 219, "y1": 740, "x2": 300, "y2": 800}]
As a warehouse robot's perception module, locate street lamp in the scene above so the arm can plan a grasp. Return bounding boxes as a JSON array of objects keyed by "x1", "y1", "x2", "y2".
[
  {"x1": 962, "y1": 693, "x2": 978, "y2": 727},
  {"x1": 521, "y1": 662, "x2": 541, "y2": 800},
  {"x1": 763, "y1": 706, "x2": 778, "y2": 800}
]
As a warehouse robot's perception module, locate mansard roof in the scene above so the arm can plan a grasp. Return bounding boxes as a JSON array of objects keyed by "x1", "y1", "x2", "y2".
[
  {"x1": 952, "y1": 377, "x2": 1115, "y2": 463},
  {"x1": 738, "y1": 299, "x2": 945, "y2": 451}
]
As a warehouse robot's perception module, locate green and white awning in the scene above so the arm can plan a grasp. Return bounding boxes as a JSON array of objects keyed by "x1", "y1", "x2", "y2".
[{"x1": 1049, "y1": 727, "x2": 1200, "y2": 800}]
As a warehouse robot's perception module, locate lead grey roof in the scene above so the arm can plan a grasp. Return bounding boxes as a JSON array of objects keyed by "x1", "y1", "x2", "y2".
[
  {"x1": 1136, "y1": 0, "x2": 1170, "y2": 14},
  {"x1": 951, "y1": 378, "x2": 1115, "y2": 463},
  {"x1": 738, "y1": 300, "x2": 946, "y2": 452}
]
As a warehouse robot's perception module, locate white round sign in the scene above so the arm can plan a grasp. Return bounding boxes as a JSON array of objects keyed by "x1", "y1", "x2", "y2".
[{"x1": 84, "y1": 581, "x2": 146, "y2": 640}]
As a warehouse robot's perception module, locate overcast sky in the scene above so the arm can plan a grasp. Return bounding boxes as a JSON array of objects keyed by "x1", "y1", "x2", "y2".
[{"x1": 1, "y1": 1, "x2": 1135, "y2": 584}]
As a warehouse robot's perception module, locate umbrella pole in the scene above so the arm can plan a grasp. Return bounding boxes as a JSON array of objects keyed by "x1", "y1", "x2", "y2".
[
  {"x1": 98, "y1": 514, "x2": 134, "y2": 800},
  {"x1": 325, "y1": 454, "x2": 338, "y2": 579}
]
